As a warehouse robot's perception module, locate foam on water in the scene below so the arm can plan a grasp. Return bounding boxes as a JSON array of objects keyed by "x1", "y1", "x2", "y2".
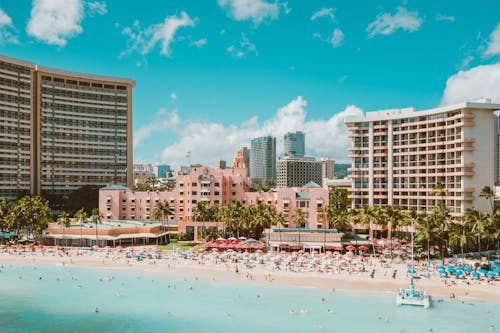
[{"x1": 0, "y1": 264, "x2": 498, "y2": 333}]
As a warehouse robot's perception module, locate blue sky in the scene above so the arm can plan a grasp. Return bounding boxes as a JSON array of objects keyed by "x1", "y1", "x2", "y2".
[{"x1": 1, "y1": 0, "x2": 500, "y2": 167}]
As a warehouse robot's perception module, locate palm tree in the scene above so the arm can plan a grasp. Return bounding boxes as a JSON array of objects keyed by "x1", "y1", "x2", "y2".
[
  {"x1": 74, "y1": 208, "x2": 88, "y2": 247},
  {"x1": 384, "y1": 205, "x2": 404, "y2": 257},
  {"x1": 272, "y1": 212, "x2": 286, "y2": 247},
  {"x1": 57, "y1": 211, "x2": 71, "y2": 246},
  {"x1": 431, "y1": 203, "x2": 450, "y2": 264},
  {"x1": 7, "y1": 196, "x2": 51, "y2": 243},
  {"x1": 479, "y1": 186, "x2": 496, "y2": 216},
  {"x1": 449, "y1": 221, "x2": 475, "y2": 259},
  {"x1": 0, "y1": 199, "x2": 11, "y2": 231},
  {"x1": 90, "y1": 208, "x2": 102, "y2": 247},
  {"x1": 154, "y1": 201, "x2": 173, "y2": 244},
  {"x1": 358, "y1": 205, "x2": 379, "y2": 253},
  {"x1": 463, "y1": 208, "x2": 490, "y2": 253},
  {"x1": 415, "y1": 212, "x2": 438, "y2": 263},
  {"x1": 292, "y1": 208, "x2": 307, "y2": 246}
]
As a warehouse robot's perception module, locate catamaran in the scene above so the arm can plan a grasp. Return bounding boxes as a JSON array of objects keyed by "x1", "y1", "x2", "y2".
[{"x1": 396, "y1": 219, "x2": 431, "y2": 309}]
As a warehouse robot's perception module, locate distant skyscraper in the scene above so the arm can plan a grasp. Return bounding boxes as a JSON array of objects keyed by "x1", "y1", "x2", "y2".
[
  {"x1": 319, "y1": 158, "x2": 335, "y2": 179},
  {"x1": 250, "y1": 136, "x2": 276, "y2": 183},
  {"x1": 156, "y1": 165, "x2": 171, "y2": 178},
  {"x1": 277, "y1": 156, "x2": 322, "y2": 188},
  {"x1": 284, "y1": 131, "x2": 305, "y2": 157}
]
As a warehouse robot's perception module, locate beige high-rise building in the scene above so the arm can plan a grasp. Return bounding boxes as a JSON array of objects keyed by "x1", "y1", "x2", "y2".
[
  {"x1": 277, "y1": 156, "x2": 322, "y2": 188},
  {"x1": 0, "y1": 54, "x2": 134, "y2": 200},
  {"x1": 319, "y1": 158, "x2": 335, "y2": 179},
  {"x1": 346, "y1": 100, "x2": 499, "y2": 216}
]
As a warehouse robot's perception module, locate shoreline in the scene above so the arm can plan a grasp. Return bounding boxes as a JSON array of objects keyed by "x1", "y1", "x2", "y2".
[{"x1": 2, "y1": 253, "x2": 499, "y2": 303}]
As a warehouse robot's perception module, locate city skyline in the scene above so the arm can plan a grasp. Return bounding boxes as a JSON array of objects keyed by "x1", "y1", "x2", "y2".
[{"x1": 1, "y1": 1, "x2": 500, "y2": 168}]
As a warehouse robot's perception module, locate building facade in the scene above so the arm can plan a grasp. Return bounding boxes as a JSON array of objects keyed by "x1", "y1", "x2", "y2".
[
  {"x1": 284, "y1": 131, "x2": 305, "y2": 157},
  {"x1": 250, "y1": 136, "x2": 276, "y2": 184},
  {"x1": 277, "y1": 156, "x2": 322, "y2": 188},
  {"x1": 346, "y1": 101, "x2": 499, "y2": 216},
  {"x1": 156, "y1": 164, "x2": 172, "y2": 178},
  {"x1": 0, "y1": 55, "x2": 36, "y2": 199},
  {"x1": 133, "y1": 164, "x2": 155, "y2": 183},
  {"x1": 319, "y1": 158, "x2": 335, "y2": 180},
  {"x1": 0, "y1": 54, "x2": 134, "y2": 200}
]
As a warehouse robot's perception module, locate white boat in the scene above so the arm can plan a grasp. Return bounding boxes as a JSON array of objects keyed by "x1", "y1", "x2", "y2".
[
  {"x1": 396, "y1": 219, "x2": 431, "y2": 309},
  {"x1": 396, "y1": 277, "x2": 430, "y2": 309}
]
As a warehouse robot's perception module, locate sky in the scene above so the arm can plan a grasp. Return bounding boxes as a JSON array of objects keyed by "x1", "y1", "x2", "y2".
[{"x1": 1, "y1": 0, "x2": 500, "y2": 168}]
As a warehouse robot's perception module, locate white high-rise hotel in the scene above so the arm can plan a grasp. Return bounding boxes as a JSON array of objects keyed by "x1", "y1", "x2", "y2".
[
  {"x1": 346, "y1": 100, "x2": 500, "y2": 216},
  {"x1": 0, "y1": 54, "x2": 134, "y2": 199}
]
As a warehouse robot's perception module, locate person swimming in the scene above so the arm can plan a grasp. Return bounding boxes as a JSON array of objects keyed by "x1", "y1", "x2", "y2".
[
  {"x1": 94, "y1": 307, "x2": 99, "y2": 313},
  {"x1": 289, "y1": 309, "x2": 296, "y2": 315},
  {"x1": 327, "y1": 309, "x2": 333, "y2": 314}
]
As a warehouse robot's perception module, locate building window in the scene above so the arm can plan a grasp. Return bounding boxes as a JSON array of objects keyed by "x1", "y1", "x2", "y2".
[
  {"x1": 192, "y1": 191, "x2": 197, "y2": 195},
  {"x1": 191, "y1": 182, "x2": 197, "y2": 187},
  {"x1": 214, "y1": 182, "x2": 220, "y2": 187}
]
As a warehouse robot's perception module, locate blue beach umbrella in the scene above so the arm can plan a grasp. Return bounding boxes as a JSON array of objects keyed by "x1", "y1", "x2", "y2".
[
  {"x1": 487, "y1": 271, "x2": 499, "y2": 277},
  {"x1": 453, "y1": 271, "x2": 463, "y2": 276},
  {"x1": 471, "y1": 271, "x2": 481, "y2": 277},
  {"x1": 493, "y1": 268, "x2": 500, "y2": 274},
  {"x1": 407, "y1": 269, "x2": 416, "y2": 274},
  {"x1": 437, "y1": 265, "x2": 445, "y2": 270},
  {"x1": 447, "y1": 266, "x2": 455, "y2": 272}
]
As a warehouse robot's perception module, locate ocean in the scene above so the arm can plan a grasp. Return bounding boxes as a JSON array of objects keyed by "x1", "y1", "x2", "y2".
[{"x1": 0, "y1": 263, "x2": 498, "y2": 333}]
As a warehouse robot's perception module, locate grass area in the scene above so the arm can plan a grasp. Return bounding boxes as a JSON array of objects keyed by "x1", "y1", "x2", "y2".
[{"x1": 157, "y1": 241, "x2": 199, "y2": 251}]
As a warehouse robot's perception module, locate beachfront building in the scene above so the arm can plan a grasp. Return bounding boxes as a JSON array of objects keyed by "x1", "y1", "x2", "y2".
[
  {"x1": 250, "y1": 136, "x2": 276, "y2": 184},
  {"x1": 42, "y1": 220, "x2": 177, "y2": 247},
  {"x1": 0, "y1": 55, "x2": 35, "y2": 199},
  {"x1": 276, "y1": 156, "x2": 322, "y2": 188},
  {"x1": 0, "y1": 53, "x2": 135, "y2": 200},
  {"x1": 99, "y1": 149, "x2": 331, "y2": 240},
  {"x1": 284, "y1": 131, "x2": 305, "y2": 157},
  {"x1": 346, "y1": 100, "x2": 500, "y2": 216}
]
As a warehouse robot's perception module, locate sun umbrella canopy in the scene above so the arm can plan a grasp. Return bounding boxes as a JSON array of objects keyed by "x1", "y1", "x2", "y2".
[{"x1": 345, "y1": 245, "x2": 356, "y2": 251}]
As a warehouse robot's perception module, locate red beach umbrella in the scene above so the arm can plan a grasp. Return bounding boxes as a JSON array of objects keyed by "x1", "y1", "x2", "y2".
[
  {"x1": 345, "y1": 245, "x2": 356, "y2": 251},
  {"x1": 358, "y1": 245, "x2": 368, "y2": 251}
]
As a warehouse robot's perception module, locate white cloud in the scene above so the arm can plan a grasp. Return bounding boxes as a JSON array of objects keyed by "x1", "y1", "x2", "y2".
[
  {"x1": 119, "y1": 12, "x2": 196, "y2": 57},
  {"x1": 441, "y1": 63, "x2": 500, "y2": 105},
  {"x1": 313, "y1": 28, "x2": 344, "y2": 48},
  {"x1": 311, "y1": 8, "x2": 335, "y2": 21},
  {"x1": 227, "y1": 32, "x2": 257, "y2": 58},
  {"x1": 150, "y1": 97, "x2": 363, "y2": 168},
  {"x1": 329, "y1": 28, "x2": 344, "y2": 47},
  {"x1": 190, "y1": 38, "x2": 207, "y2": 48},
  {"x1": 485, "y1": 22, "x2": 500, "y2": 56},
  {"x1": 436, "y1": 14, "x2": 455, "y2": 22},
  {"x1": 87, "y1": 1, "x2": 107, "y2": 17},
  {"x1": 0, "y1": 8, "x2": 12, "y2": 26},
  {"x1": 366, "y1": 6, "x2": 422, "y2": 38},
  {"x1": 27, "y1": 0, "x2": 84, "y2": 46},
  {"x1": 218, "y1": 0, "x2": 283, "y2": 25},
  {"x1": 134, "y1": 108, "x2": 180, "y2": 149},
  {"x1": 0, "y1": 8, "x2": 18, "y2": 44},
  {"x1": 170, "y1": 92, "x2": 177, "y2": 100}
]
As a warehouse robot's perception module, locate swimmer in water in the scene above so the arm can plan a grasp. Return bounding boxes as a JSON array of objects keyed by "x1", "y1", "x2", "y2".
[
  {"x1": 289, "y1": 309, "x2": 296, "y2": 315},
  {"x1": 116, "y1": 292, "x2": 121, "y2": 297},
  {"x1": 327, "y1": 309, "x2": 333, "y2": 314},
  {"x1": 94, "y1": 307, "x2": 99, "y2": 313}
]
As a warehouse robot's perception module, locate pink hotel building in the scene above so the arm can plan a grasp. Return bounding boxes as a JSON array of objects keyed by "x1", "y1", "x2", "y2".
[
  {"x1": 346, "y1": 100, "x2": 500, "y2": 216},
  {"x1": 99, "y1": 149, "x2": 329, "y2": 236}
]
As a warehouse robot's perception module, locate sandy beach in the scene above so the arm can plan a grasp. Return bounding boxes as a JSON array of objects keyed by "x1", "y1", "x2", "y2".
[{"x1": 1, "y1": 249, "x2": 498, "y2": 304}]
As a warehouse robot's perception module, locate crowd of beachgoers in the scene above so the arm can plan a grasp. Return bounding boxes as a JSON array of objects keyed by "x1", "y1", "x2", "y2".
[{"x1": 1, "y1": 244, "x2": 498, "y2": 293}]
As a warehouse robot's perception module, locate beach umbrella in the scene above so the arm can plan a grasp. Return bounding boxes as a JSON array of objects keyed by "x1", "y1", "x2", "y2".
[
  {"x1": 357, "y1": 245, "x2": 368, "y2": 251},
  {"x1": 453, "y1": 271, "x2": 463, "y2": 276},
  {"x1": 345, "y1": 245, "x2": 356, "y2": 251},
  {"x1": 471, "y1": 271, "x2": 481, "y2": 277},
  {"x1": 493, "y1": 268, "x2": 500, "y2": 274},
  {"x1": 10, "y1": 245, "x2": 16, "y2": 249},
  {"x1": 333, "y1": 246, "x2": 343, "y2": 251},
  {"x1": 407, "y1": 269, "x2": 417, "y2": 274},
  {"x1": 487, "y1": 271, "x2": 499, "y2": 277}
]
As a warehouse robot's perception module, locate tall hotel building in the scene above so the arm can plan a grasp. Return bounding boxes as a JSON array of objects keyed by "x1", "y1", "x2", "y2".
[
  {"x1": 284, "y1": 131, "x2": 305, "y2": 157},
  {"x1": 346, "y1": 100, "x2": 500, "y2": 216},
  {"x1": 250, "y1": 136, "x2": 276, "y2": 184},
  {"x1": 0, "y1": 54, "x2": 134, "y2": 199}
]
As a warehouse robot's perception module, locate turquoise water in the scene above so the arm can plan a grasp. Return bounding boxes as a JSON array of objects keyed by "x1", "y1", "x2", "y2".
[{"x1": 0, "y1": 264, "x2": 498, "y2": 333}]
